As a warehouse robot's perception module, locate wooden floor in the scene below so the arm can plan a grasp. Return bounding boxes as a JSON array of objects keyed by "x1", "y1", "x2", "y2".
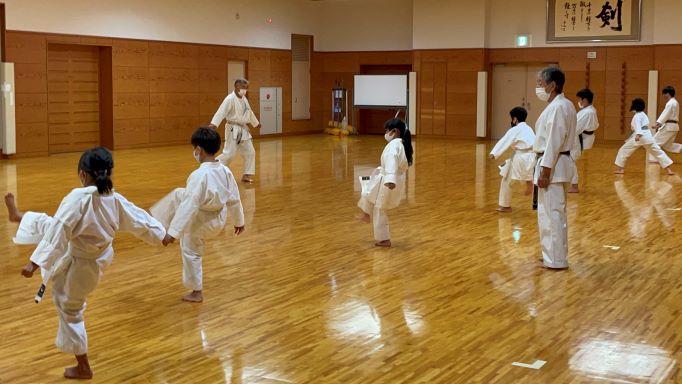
[{"x1": 1, "y1": 134, "x2": 681, "y2": 383}]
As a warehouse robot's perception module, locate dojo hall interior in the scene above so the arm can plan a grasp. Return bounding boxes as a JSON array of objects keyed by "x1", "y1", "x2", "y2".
[{"x1": 1, "y1": 0, "x2": 682, "y2": 383}]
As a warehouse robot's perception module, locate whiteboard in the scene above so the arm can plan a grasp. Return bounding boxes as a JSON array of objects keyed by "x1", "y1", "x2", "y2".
[{"x1": 354, "y1": 75, "x2": 407, "y2": 107}]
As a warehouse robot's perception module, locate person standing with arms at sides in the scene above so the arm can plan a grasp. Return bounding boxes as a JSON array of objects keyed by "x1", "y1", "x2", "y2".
[
  {"x1": 614, "y1": 98, "x2": 675, "y2": 175},
  {"x1": 209, "y1": 78, "x2": 261, "y2": 184},
  {"x1": 356, "y1": 118, "x2": 413, "y2": 248},
  {"x1": 568, "y1": 88, "x2": 599, "y2": 193},
  {"x1": 649, "y1": 86, "x2": 681, "y2": 163},
  {"x1": 489, "y1": 107, "x2": 536, "y2": 212},
  {"x1": 533, "y1": 67, "x2": 577, "y2": 270}
]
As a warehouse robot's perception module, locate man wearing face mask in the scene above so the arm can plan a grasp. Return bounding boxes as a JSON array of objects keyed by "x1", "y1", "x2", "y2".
[
  {"x1": 568, "y1": 88, "x2": 599, "y2": 193},
  {"x1": 533, "y1": 67, "x2": 577, "y2": 270},
  {"x1": 489, "y1": 107, "x2": 536, "y2": 212},
  {"x1": 209, "y1": 78, "x2": 261, "y2": 184}
]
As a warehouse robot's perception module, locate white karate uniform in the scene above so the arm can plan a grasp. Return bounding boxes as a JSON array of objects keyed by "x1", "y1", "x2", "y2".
[
  {"x1": 151, "y1": 161, "x2": 245, "y2": 291},
  {"x1": 650, "y1": 97, "x2": 681, "y2": 161},
  {"x1": 12, "y1": 187, "x2": 166, "y2": 355},
  {"x1": 490, "y1": 122, "x2": 536, "y2": 208},
  {"x1": 615, "y1": 112, "x2": 673, "y2": 169},
  {"x1": 358, "y1": 138, "x2": 409, "y2": 241},
  {"x1": 571, "y1": 105, "x2": 600, "y2": 185},
  {"x1": 533, "y1": 94, "x2": 577, "y2": 269},
  {"x1": 211, "y1": 91, "x2": 260, "y2": 176}
]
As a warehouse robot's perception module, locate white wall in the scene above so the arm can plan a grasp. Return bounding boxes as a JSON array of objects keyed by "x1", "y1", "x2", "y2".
[
  {"x1": 2, "y1": 0, "x2": 317, "y2": 49},
  {"x1": 412, "y1": 0, "x2": 487, "y2": 49},
  {"x1": 486, "y1": 0, "x2": 655, "y2": 48},
  {"x1": 653, "y1": 0, "x2": 682, "y2": 44},
  {"x1": 311, "y1": 0, "x2": 413, "y2": 52},
  {"x1": 3, "y1": 0, "x2": 682, "y2": 51}
]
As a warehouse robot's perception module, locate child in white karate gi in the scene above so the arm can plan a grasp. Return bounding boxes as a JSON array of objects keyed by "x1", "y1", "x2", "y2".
[
  {"x1": 5, "y1": 147, "x2": 167, "y2": 380},
  {"x1": 153, "y1": 127, "x2": 245, "y2": 303},
  {"x1": 357, "y1": 118, "x2": 413, "y2": 247}
]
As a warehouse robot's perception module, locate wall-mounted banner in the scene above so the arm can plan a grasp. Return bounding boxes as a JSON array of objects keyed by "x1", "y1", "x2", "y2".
[{"x1": 547, "y1": 0, "x2": 641, "y2": 42}]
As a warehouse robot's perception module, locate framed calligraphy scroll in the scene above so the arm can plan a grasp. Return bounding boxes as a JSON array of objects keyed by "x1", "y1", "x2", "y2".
[{"x1": 547, "y1": 0, "x2": 642, "y2": 42}]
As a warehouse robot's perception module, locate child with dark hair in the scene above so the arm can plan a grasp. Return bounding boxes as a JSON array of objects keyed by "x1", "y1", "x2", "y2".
[
  {"x1": 489, "y1": 106, "x2": 536, "y2": 212},
  {"x1": 650, "y1": 85, "x2": 682, "y2": 162},
  {"x1": 4, "y1": 146, "x2": 167, "y2": 380},
  {"x1": 569, "y1": 88, "x2": 600, "y2": 193},
  {"x1": 615, "y1": 98, "x2": 674, "y2": 175},
  {"x1": 357, "y1": 118, "x2": 413, "y2": 247},
  {"x1": 152, "y1": 127, "x2": 245, "y2": 303}
]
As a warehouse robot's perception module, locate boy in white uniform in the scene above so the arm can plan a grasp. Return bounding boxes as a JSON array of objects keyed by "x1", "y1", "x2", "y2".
[
  {"x1": 489, "y1": 107, "x2": 535, "y2": 212},
  {"x1": 153, "y1": 127, "x2": 245, "y2": 303},
  {"x1": 569, "y1": 88, "x2": 600, "y2": 193},
  {"x1": 614, "y1": 98, "x2": 674, "y2": 175},
  {"x1": 650, "y1": 85, "x2": 681, "y2": 163}
]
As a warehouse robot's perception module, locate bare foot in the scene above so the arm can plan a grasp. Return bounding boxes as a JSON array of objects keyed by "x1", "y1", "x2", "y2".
[
  {"x1": 375, "y1": 240, "x2": 391, "y2": 247},
  {"x1": 568, "y1": 185, "x2": 580, "y2": 193},
  {"x1": 355, "y1": 212, "x2": 371, "y2": 223},
  {"x1": 496, "y1": 206, "x2": 512, "y2": 212},
  {"x1": 665, "y1": 168, "x2": 676, "y2": 176},
  {"x1": 182, "y1": 291, "x2": 203, "y2": 302},
  {"x1": 241, "y1": 176, "x2": 254, "y2": 184},
  {"x1": 4, "y1": 193, "x2": 23, "y2": 223},
  {"x1": 613, "y1": 168, "x2": 625, "y2": 175},
  {"x1": 64, "y1": 365, "x2": 93, "y2": 380}
]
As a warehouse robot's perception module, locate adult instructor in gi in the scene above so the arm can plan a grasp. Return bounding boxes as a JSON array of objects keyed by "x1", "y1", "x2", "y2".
[
  {"x1": 210, "y1": 78, "x2": 261, "y2": 184},
  {"x1": 533, "y1": 67, "x2": 577, "y2": 270}
]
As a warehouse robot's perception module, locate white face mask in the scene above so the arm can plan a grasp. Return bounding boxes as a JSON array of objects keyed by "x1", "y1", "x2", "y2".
[
  {"x1": 535, "y1": 87, "x2": 551, "y2": 102},
  {"x1": 193, "y1": 148, "x2": 201, "y2": 163},
  {"x1": 385, "y1": 132, "x2": 395, "y2": 142},
  {"x1": 238, "y1": 89, "x2": 247, "y2": 97}
]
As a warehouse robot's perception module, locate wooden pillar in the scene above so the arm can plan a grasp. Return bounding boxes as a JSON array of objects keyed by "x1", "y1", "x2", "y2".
[{"x1": 0, "y1": 3, "x2": 6, "y2": 62}]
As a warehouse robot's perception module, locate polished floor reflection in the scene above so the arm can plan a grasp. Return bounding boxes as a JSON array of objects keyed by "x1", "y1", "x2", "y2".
[{"x1": 0, "y1": 135, "x2": 681, "y2": 383}]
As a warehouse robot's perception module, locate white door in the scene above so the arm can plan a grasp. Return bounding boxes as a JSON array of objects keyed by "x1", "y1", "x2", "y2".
[
  {"x1": 491, "y1": 63, "x2": 557, "y2": 139},
  {"x1": 227, "y1": 61, "x2": 246, "y2": 92},
  {"x1": 260, "y1": 87, "x2": 282, "y2": 135}
]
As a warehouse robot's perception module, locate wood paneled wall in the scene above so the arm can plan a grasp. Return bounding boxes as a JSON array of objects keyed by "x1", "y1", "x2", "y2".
[
  {"x1": 488, "y1": 46, "x2": 655, "y2": 142},
  {"x1": 310, "y1": 51, "x2": 413, "y2": 132},
  {"x1": 313, "y1": 46, "x2": 682, "y2": 144},
  {"x1": 413, "y1": 49, "x2": 486, "y2": 137},
  {"x1": 8, "y1": 28, "x2": 682, "y2": 155},
  {"x1": 6, "y1": 30, "x2": 317, "y2": 157}
]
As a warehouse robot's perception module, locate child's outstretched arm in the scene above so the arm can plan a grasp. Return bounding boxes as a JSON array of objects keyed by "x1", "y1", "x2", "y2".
[{"x1": 115, "y1": 194, "x2": 167, "y2": 246}]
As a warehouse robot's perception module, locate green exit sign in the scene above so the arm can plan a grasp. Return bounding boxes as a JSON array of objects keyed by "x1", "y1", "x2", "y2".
[{"x1": 515, "y1": 35, "x2": 530, "y2": 48}]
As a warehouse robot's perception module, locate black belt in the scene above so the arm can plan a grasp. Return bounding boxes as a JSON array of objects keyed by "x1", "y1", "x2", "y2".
[
  {"x1": 666, "y1": 120, "x2": 678, "y2": 124},
  {"x1": 535, "y1": 151, "x2": 570, "y2": 158},
  {"x1": 578, "y1": 131, "x2": 595, "y2": 151}
]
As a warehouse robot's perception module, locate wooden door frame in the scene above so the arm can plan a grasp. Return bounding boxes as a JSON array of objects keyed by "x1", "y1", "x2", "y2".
[{"x1": 45, "y1": 42, "x2": 113, "y2": 152}]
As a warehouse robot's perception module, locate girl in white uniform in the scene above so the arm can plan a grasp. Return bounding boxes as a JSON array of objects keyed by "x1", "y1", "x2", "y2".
[
  {"x1": 615, "y1": 98, "x2": 675, "y2": 175},
  {"x1": 5, "y1": 147, "x2": 167, "y2": 380},
  {"x1": 357, "y1": 118, "x2": 413, "y2": 247}
]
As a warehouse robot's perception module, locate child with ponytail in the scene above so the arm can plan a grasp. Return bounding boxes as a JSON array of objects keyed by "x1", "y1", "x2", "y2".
[
  {"x1": 357, "y1": 118, "x2": 413, "y2": 247},
  {"x1": 4, "y1": 147, "x2": 168, "y2": 380}
]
